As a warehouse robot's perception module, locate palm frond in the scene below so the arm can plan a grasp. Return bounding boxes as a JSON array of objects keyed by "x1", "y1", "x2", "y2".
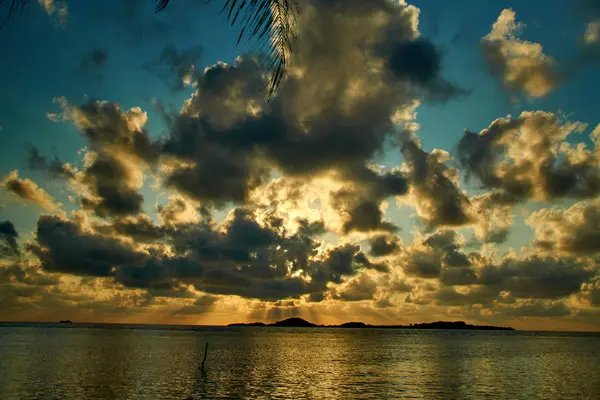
[
  {"x1": 155, "y1": 0, "x2": 299, "y2": 98},
  {"x1": 0, "y1": 0, "x2": 29, "y2": 29}
]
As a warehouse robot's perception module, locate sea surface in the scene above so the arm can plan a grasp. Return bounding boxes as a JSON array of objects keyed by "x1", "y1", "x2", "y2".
[{"x1": 0, "y1": 323, "x2": 599, "y2": 399}]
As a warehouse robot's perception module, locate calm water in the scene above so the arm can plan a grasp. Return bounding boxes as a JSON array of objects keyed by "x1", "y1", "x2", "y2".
[{"x1": 0, "y1": 323, "x2": 599, "y2": 399}]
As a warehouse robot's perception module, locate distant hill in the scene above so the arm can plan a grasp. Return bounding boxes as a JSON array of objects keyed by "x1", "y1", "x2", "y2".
[{"x1": 228, "y1": 318, "x2": 514, "y2": 330}]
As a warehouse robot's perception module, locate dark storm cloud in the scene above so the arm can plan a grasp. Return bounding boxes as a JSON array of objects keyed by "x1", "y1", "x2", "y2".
[
  {"x1": 0, "y1": 220, "x2": 20, "y2": 257},
  {"x1": 384, "y1": 37, "x2": 468, "y2": 102},
  {"x1": 159, "y1": 0, "x2": 462, "y2": 207},
  {"x1": 440, "y1": 265, "x2": 478, "y2": 286},
  {"x1": 456, "y1": 111, "x2": 600, "y2": 206},
  {"x1": 110, "y1": 215, "x2": 167, "y2": 242},
  {"x1": 29, "y1": 215, "x2": 147, "y2": 278},
  {"x1": 30, "y1": 209, "x2": 385, "y2": 301},
  {"x1": 144, "y1": 44, "x2": 203, "y2": 90},
  {"x1": 478, "y1": 256, "x2": 595, "y2": 299},
  {"x1": 388, "y1": 38, "x2": 441, "y2": 85}
]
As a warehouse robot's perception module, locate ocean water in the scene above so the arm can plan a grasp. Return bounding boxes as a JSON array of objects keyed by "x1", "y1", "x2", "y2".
[{"x1": 0, "y1": 323, "x2": 599, "y2": 399}]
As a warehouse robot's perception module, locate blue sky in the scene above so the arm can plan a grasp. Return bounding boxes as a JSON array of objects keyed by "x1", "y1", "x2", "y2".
[{"x1": 1, "y1": 0, "x2": 599, "y2": 329}]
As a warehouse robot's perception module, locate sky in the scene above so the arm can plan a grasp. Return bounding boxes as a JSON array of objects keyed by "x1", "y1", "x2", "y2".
[{"x1": 1, "y1": 0, "x2": 600, "y2": 331}]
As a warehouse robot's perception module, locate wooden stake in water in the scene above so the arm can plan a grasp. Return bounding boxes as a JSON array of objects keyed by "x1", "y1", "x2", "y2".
[{"x1": 200, "y1": 342, "x2": 208, "y2": 372}]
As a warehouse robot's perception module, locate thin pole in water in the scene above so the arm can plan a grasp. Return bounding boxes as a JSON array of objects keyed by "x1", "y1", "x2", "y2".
[{"x1": 200, "y1": 342, "x2": 208, "y2": 372}]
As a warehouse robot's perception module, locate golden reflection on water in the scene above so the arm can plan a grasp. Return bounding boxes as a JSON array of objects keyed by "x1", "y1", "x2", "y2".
[{"x1": 1, "y1": 325, "x2": 599, "y2": 400}]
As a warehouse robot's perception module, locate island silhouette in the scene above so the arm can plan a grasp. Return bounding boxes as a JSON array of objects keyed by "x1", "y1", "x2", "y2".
[{"x1": 229, "y1": 317, "x2": 514, "y2": 330}]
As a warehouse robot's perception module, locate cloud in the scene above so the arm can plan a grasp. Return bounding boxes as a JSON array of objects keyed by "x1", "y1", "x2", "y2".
[
  {"x1": 334, "y1": 273, "x2": 379, "y2": 302},
  {"x1": 481, "y1": 9, "x2": 560, "y2": 98},
  {"x1": 0, "y1": 220, "x2": 20, "y2": 257},
  {"x1": 38, "y1": 0, "x2": 68, "y2": 27},
  {"x1": 478, "y1": 255, "x2": 595, "y2": 300},
  {"x1": 172, "y1": 295, "x2": 218, "y2": 315},
  {"x1": 29, "y1": 209, "x2": 386, "y2": 301},
  {"x1": 401, "y1": 139, "x2": 474, "y2": 229},
  {"x1": 457, "y1": 111, "x2": 600, "y2": 206},
  {"x1": 27, "y1": 146, "x2": 76, "y2": 179},
  {"x1": 585, "y1": 21, "x2": 600, "y2": 44},
  {"x1": 399, "y1": 230, "x2": 477, "y2": 282},
  {"x1": 48, "y1": 98, "x2": 159, "y2": 217},
  {"x1": 500, "y1": 300, "x2": 571, "y2": 317},
  {"x1": 1, "y1": 170, "x2": 61, "y2": 212},
  {"x1": 579, "y1": 277, "x2": 600, "y2": 306},
  {"x1": 582, "y1": 1, "x2": 600, "y2": 43},
  {"x1": 0, "y1": 263, "x2": 60, "y2": 287},
  {"x1": 527, "y1": 199, "x2": 600, "y2": 255},
  {"x1": 160, "y1": 0, "x2": 461, "y2": 207},
  {"x1": 144, "y1": 44, "x2": 203, "y2": 90},
  {"x1": 157, "y1": 195, "x2": 203, "y2": 226},
  {"x1": 369, "y1": 234, "x2": 401, "y2": 257}
]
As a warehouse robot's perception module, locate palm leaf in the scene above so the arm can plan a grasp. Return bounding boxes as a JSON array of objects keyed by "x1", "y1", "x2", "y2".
[
  {"x1": 155, "y1": 0, "x2": 298, "y2": 98},
  {"x1": 0, "y1": 0, "x2": 29, "y2": 29}
]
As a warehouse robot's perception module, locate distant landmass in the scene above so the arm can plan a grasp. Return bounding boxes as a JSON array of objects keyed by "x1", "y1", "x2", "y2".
[
  {"x1": 59, "y1": 320, "x2": 73, "y2": 324},
  {"x1": 228, "y1": 317, "x2": 514, "y2": 331}
]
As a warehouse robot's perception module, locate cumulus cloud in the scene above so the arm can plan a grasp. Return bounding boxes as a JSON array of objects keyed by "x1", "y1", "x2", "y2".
[
  {"x1": 10, "y1": 0, "x2": 598, "y2": 326},
  {"x1": 334, "y1": 273, "x2": 379, "y2": 302},
  {"x1": 397, "y1": 230, "x2": 478, "y2": 283},
  {"x1": 0, "y1": 220, "x2": 20, "y2": 258},
  {"x1": 160, "y1": 0, "x2": 461, "y2": 208},
  {"x1": 457, "y1": 111, "x2": 600, "y2": 206},
  {"x1": 528, "y1": 199, "x2": 600, "y2": 255},
  {"x1": 1, "y1": 170, "x2": 61, "y2": 212},
  {"x1": 369, "y1": 234, "x2": 401, "y2": 257},
  {"x1": 481, "y1": 9, "x2": 560, "y2": 98},
  {"x1": 478, "y1": 255, "x2": 595, "y2": 300},
  {"x1": 28, "y1": 208, "x2": 385, "y2": 301},
  {"x1": 399, "y1": 229, "x2": 597, "y2": 311},
  {"x1": 48, "y1": 98, "x2": 158, "y2": 217},
  {"x1": 401, "y1": 139, "x2": 474, "y2": 229}
]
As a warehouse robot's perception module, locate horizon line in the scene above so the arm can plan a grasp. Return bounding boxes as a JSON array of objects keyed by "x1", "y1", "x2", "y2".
[{"x1": 2, "y1": 319, "x2": 600, "y2": 333}]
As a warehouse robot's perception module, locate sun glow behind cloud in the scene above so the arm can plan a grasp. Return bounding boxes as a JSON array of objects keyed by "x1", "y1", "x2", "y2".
[{"x1": 0, "y1": 0, "x2": 599, "y2": 331}]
